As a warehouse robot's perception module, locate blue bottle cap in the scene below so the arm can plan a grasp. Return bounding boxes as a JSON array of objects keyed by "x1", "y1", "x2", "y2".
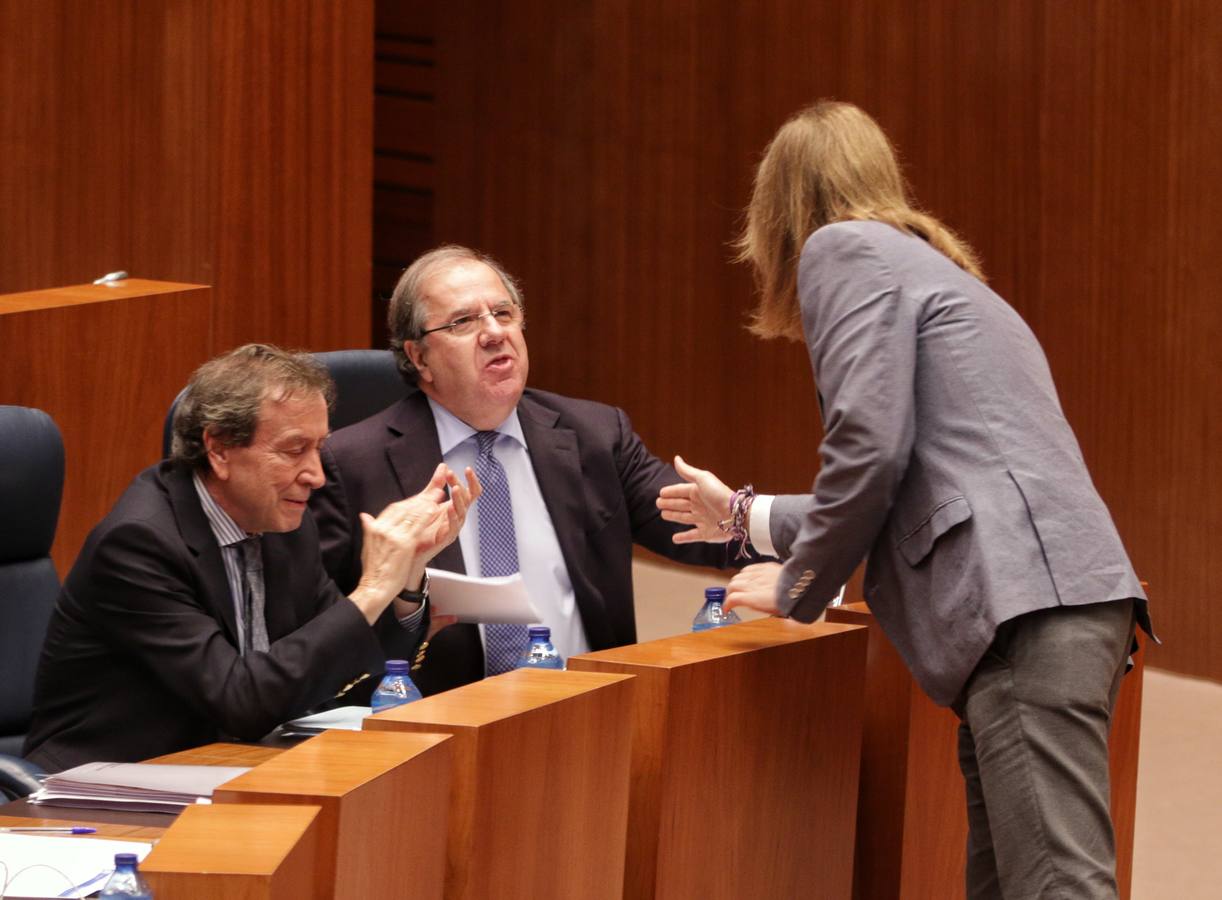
[
  {"x1": 704, "y1": 587, "x2": 727, "y2": 601},
  {"x1": 114, "y1": 853, "x2": 138, "y2": 865},
  {"x1": 385, "y1": 659, "x2": 409, "y2": 676},
  {"x1": 528, "y1": 626, "x2": 551, "y2": 640}
]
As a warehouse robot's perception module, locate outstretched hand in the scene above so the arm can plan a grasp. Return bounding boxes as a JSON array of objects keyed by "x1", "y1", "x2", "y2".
[
  {"x1": 724, "y1": 562, "x2": 783, "y2": 615},
  {"x1": 656, "y1": 455, "x2": 734, "y2": 545}
]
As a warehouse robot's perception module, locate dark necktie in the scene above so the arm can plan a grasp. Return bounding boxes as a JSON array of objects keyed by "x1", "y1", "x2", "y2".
[
  {"x1": 239, "y1": 537, "x2": 269, "y2": 654},
  {"x1": 474, "y1": 430, "x2": 529, "y2": 675}
]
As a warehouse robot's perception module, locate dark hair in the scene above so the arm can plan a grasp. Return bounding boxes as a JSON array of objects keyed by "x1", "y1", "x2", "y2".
[
  {"x1": 387, "y1": 244, "x2": 525, "y2": 384},
  {"x1": 170, "y1": 344, "x2": 335, "y2": 470}
]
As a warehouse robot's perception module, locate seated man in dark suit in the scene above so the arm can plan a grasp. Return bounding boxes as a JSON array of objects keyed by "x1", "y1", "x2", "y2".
[
  {"x1": 309, "y1": 245, "x2": 742, "y2": 695},
  {"x1": 24, "y1": 344, "x2": 478, "y2": 770}
]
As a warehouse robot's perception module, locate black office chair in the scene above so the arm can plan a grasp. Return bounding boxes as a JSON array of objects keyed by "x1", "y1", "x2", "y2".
[
  {"x1": 161, "y1": 349, "x2": 404, "y2": 457},
  {"x1": 0, "y1": 406, "x2": 63, "y2": 799}
]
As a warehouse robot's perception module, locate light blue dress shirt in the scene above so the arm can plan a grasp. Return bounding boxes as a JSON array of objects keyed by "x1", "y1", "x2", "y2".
[{"x1": 427, "y1": 397, "x2": 589, "y2": 662}]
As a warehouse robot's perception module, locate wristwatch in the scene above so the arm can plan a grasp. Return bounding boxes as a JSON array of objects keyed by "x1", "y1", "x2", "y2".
[{"x1": 399, "y1": 572, "x2": 430, "y2": 604}]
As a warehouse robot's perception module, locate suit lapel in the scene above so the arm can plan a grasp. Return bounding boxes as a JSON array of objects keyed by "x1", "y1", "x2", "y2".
[
  {"x1": 516, "y1": 393, "x2": 588, "y2": 592},
  {"x1": 163, "y1": 464, "x2": 242, "y2": 647},
  {"x1": 260, "y1": 534, "x2": 303, "y2": 640},
  {"x1": 386, "y1": 391, "x2": 467, "y2": 574}
]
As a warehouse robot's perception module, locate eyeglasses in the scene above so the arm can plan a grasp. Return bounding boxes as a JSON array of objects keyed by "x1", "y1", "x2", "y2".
[{"x1": 419, "y1": 303, "x2": 524, "y2": 338}]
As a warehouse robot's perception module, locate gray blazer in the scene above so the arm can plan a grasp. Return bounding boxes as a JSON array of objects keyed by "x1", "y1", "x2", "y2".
[{"x1": 769, "y1": 221, "x2": 1149, "y2": 706}]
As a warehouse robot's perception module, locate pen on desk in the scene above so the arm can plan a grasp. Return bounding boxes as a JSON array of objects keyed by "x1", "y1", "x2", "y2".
[{"x1": 0, "y1": 825, "x2": 97, "y2": 834}]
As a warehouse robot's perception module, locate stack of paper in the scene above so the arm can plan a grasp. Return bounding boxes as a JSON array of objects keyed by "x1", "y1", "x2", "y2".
[
  {"x1": 29, "y1": 761, "x2": 251, "y2": 814},
  {"x1": 282, "y1": 705, "x2": 372, "y2": 734}
]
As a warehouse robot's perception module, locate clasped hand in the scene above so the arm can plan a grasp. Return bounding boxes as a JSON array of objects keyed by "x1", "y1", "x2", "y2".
[{"x1": 350, "y1": 463, "x2": 482, "y2": 623}]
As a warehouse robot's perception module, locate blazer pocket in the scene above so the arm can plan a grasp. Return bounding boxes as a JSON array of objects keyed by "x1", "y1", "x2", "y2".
[{"x1": 896, "y1": 496, "x2": 972, "y2": 567}]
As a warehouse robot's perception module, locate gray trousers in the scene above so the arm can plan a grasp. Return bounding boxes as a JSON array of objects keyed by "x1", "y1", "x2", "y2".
[{"x1": 953, "y1": 598, "x2": 1137, "y2": 900}]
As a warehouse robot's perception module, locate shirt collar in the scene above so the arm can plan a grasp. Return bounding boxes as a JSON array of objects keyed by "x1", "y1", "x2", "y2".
[
  {"x1": 426, "y1": 396, "x2": 525, "y2": 455},
  {"x1": 192, "y1": 470, "x2": 252, "y2": 547}
]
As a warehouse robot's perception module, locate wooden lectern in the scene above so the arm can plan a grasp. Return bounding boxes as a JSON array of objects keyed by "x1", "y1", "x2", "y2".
[
  {"x1": 363, "y1": 667, "x2": 636, "y2": 900},
  {"x1": 826, "y1": 601, "x2": 1146, "y2": 900},
  {"x1": 569, "y1": 617, "x2": 869, "y2": 900},
  {"x1": 142, "y1": 803, "x2": 322, "y2": 899},
  {"x1": 214, "y1": 729, "x2": 454, "y2": 900}
]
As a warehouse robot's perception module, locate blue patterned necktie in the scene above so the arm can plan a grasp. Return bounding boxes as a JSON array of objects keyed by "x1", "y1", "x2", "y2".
[{"x1": 474, "y1": 430, "x2": 529, "y2": 675}]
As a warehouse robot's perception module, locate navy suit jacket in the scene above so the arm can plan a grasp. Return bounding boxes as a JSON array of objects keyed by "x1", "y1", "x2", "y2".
[
  {"x1": 309, "y1": 388, "x2": 735, "y2": 695},
  {"x1": 24, "y1": 462, "x2": 416, "y2": 770}
]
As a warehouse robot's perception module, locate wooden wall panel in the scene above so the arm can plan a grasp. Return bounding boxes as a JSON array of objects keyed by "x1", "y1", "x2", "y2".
[
  {"x1": 0, "y1": 0, "x2": 372, "y2": 355},
  {"x1": 373, "y1": 2, "x2": 437, "y2": 347},
  {"x1": 433, "y1": 1, "x2": 1221, "y2": 682}
]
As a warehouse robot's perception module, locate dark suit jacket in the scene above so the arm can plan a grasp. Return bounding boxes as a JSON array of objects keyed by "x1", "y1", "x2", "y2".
[
  {"x1": 24, "y1": 462, "x2": 417, "y2": 771},
  {"x1": 309, "y1": 388, "x2": 734, "y2": 695}
]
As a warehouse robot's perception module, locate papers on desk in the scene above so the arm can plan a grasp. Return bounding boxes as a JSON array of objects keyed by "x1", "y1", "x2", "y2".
[
  {"x1": 283, "y1": 705, "x2": 371, "y2": 734},
  {"x1": 29, "y1": 761, "x2": 251, "y2": 815},
  {"x1": 426, "y1": 568, "x2": 542, "y2": 625},
  {"x1": 0, "y1": 833, "x2": 151, "y2": 898}
]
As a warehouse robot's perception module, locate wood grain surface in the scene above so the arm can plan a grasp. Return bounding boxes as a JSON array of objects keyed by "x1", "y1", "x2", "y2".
[
  {"x1": 364, "y1": 668, "x2": 635, "y2": 900},
  {"x1": 427, "y1": 0, "x2": 1221, "y2": 683},
  {"x1": 142, "y1": 802, "x2": 322, "y2": 899},
  {"x1": 0, "y1": 0, "x2": 372, "y2": 353},
  {"x1": 570, "y1": 617, "x2": 868, "y2": 899},
  {"x1": 0, "y1": 280, "x2": 212, "y2": 574},
  {"x1": 214, "y1": 730, "x2": 453, "y2": 900}
]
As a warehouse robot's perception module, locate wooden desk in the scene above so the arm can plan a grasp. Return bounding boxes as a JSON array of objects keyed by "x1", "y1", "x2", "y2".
[
  {"x1": 0, "y1": 279, "x2": 213, "y2": 573},
  {"x1": 215, "y1": 729, "x2": 452, "y2": 900},
  {"x1": 570, "y1": 617, "x2": 869, "y2": 900},
  {"x1": 365, "y1": 667, "x2": 636, "y2": 900},
  {"x1": 142, "y1": 803, "x2": 323, "y2": 899}
]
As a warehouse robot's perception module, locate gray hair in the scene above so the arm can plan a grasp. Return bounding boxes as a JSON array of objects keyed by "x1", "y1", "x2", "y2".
[
  {"x1": 171, "y1": 344, "x2": 335, "y2": 470},
  {"x1": 387, "y1": 245, "x2": 525, "y2": 384}
]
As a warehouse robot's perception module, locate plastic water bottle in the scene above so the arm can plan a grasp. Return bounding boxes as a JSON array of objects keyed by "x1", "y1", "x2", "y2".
[
  {"x1": 692, "y1": 586, "x2": 741, "y2": 632},
  {"x1": 515, "y1": 625, "x2": 565, "y2": 670},
  {"x1": 371, "y1": 659, "x2": 423, "y2": 711},
  {"x1": 99, "y1": 853, "x2": 153, "y2": 899}
]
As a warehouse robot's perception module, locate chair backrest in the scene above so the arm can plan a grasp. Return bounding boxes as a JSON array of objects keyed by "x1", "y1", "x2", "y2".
[
  {"x1": 0, "y1": 406, "x2": 64, "y2": 757},
  {"x1": 161, "y1": 349, "x2": 405, "y2": 457}
]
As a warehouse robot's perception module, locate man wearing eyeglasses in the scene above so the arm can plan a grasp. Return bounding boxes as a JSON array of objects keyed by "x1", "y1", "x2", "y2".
[{"x1": 310, "y1": 244, "x2": 738, "y2": 694}]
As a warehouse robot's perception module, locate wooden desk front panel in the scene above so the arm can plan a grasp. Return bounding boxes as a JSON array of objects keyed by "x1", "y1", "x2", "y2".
[
  {"x1": 214, "y1": 729, "x2": 453, "y2": 900},
  {"x1": 365, "y1": 668, "x2": 635, "y2": 900},
  {"x1": 143, "y1": 803, "x2": 322, "y2": 900},
  {"x1": 571, "y1": 617, "x2": 868, "y2": 900},
  {"x1": 0, "y1": 280, "x2": 212, "y2": 574}
]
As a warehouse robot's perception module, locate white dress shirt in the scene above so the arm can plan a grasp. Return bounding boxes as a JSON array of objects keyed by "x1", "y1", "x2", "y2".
[{"x1": 428, "y1": 398, "x2": 590, "y2": 662}]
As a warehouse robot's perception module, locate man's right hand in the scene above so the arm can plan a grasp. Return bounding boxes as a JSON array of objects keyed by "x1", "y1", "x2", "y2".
[
  {"x1": 656, "y1": 455, "x2": 734, "y2": 544},
  {"x1": 348, "y1": 464, "x2": 465, "y2": 624}
]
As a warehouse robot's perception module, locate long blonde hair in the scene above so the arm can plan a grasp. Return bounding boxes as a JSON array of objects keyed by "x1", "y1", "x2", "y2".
[{"x1": 735, "y1": 101, "x2": 984, "y2": 341}]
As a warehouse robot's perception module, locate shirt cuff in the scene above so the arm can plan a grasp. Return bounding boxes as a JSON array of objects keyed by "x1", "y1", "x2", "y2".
[
  {"x1": 749, "y1": 494, "x2": 777, "y2": 558},
  {"x1": 396, "y1": 594, "x2": 428, "y2": 632}
]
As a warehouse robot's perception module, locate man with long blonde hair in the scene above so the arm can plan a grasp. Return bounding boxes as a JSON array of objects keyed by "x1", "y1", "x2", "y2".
[{"x1": 660, "y1": 101, "x2": 1152, "y2": 899}]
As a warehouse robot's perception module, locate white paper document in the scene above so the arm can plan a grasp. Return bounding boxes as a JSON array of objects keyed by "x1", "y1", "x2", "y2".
[
  {"x1": 425, "y1": 568, "x2": 542, "y2": 625},
  {"x1": 29, "y1": 761, "x2": 251, "y2": 815},
  {"x1": 0, "y1": 833, "x2": 151, "y2": 898},
  {"x1": 284, "y1": 705, "x2": 371, "y2": 733}
]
